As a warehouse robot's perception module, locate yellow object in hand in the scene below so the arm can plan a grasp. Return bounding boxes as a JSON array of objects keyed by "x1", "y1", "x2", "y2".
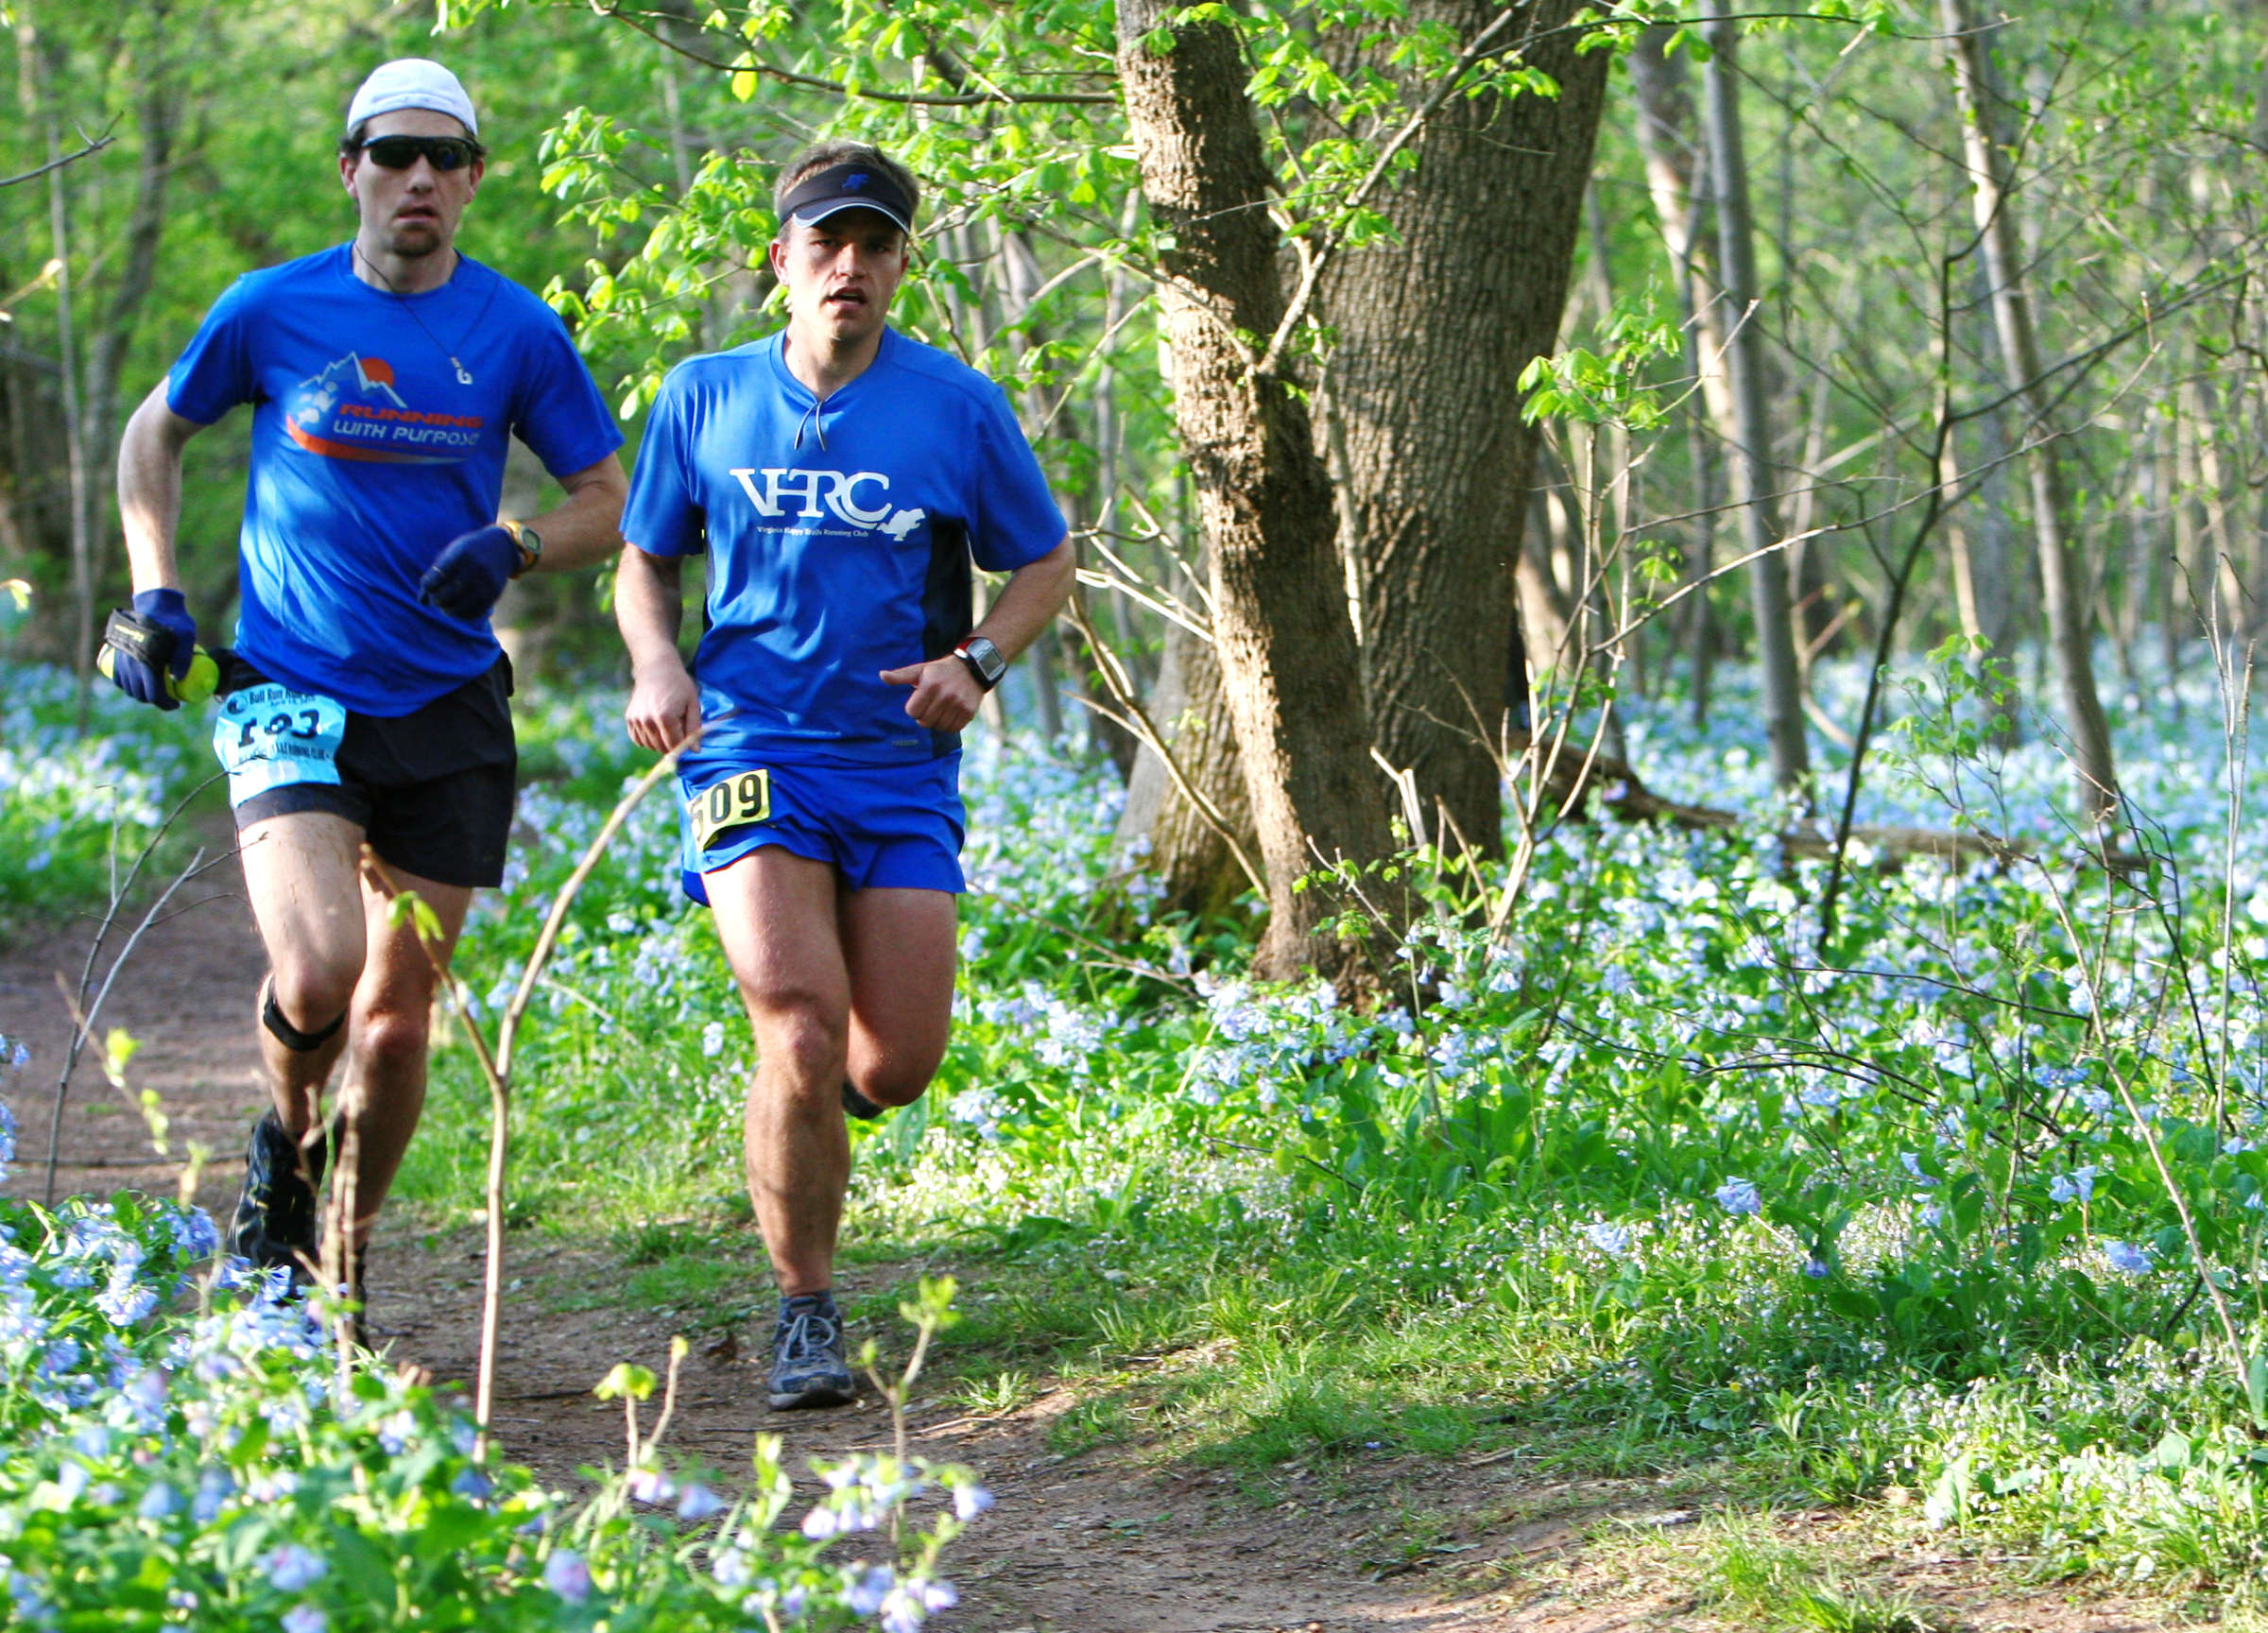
[{"x1": 96, "y1": 642, "x2": 219, "y2": 704}]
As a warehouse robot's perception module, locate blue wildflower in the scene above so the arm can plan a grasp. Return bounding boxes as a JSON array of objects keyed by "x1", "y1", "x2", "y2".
[
  {"x1": 1713, "y1": 1178, "x2": 1762, "y2": 1216},
  {"x1": 2103, "y1": 1240, "x2": 2154, "y2": 1277},
  {"x1": 263, "y1": 1544, "x2": 326, "y2": 1593}
]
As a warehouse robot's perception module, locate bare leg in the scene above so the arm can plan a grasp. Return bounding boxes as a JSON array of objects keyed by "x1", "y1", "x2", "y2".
[
  {"x1": 710, "y1": 851, "x2": 960, "y2": 1297},
  {"x1": 709, "y1": 848, "x2": 852, "y2": 1298},
  {"x1": 237, "y1": 813, "x2": 366, "y2": 1140},
  {"x1": 334, "y1": 858, "x2": 471, "y2": 1244},
  {"x1": 840, "y1": 887, "x2": 957, "y2": 1109}
]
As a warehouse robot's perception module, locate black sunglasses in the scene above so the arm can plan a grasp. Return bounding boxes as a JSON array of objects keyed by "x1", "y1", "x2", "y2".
[{"x1": 355, "y1": 134, "x2": 484, "y2": 172}]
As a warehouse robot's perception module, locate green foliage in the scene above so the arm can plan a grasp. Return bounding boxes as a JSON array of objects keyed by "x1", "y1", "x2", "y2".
[{"x1": 0, "y1": 1186, "x2": 988, "y2": 1629}]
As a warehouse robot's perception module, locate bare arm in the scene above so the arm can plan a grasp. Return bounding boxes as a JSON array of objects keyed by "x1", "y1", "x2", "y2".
[
  {"x1": 971, "y1": 536, "x2": 1075, "y2": 662},
  {"x1": 516, "y1": 452, "x2": 627, "y2": 575},
  {"x1": 617, "y1": 545, "x2": 701, "y2": 753},
  {"x1": 117, "y1": 381, "x2": 209, "y2": 593},
  {"x1": 882, "y1": 535, "x2": 1076, "y2": 732}
]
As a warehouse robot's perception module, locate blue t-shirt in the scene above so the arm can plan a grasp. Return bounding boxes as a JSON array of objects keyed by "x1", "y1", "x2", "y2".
[
  {"x1": 622, "y1": 328, "x2": 1067, "y2": 764},
  {"x1": 168, "y1": 245, "x2": 623, "y2": 715}
]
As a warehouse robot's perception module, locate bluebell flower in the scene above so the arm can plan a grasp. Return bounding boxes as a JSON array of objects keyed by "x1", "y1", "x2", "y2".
[
  {"x1": 677, "y1": 1483, "x2": 725, "y2": 1521},
  {"x1": 880, "y1": 1576, "x2": 958, "y2": 1633},
  {"x1": 1584, "y1": 1222, "x2": 1632, "y2": 1257},
  {"x1": 544, "y1": 1550, "x2": 592, "y2": 1605},
  {"x1": 2103, "y1": 1240, "x2": 2154, "y2": 1277},
  {"x1": 847, "y1": 1565, "x2": 897, "y2": 1616},
  {"x1": 2048, "y1": 1165, "x2": 2099, "y2": 1205},
  {"x1": 167, "y1": 1207, "x2": 219, "y2": 1262},
  {"x1": 282, "y1": 1607, "x2": 326, "y2": 1633},
  {"x1": 192, "y1": 1468, "x2": 233, "y2": 1525},
  {"x1": 952, "y1": 1483, "x2": 994, "y2": 1521},
  {"x1": 712, "y1": 1547, "x2": 754, "y2": 1588},
  {"x1": 1802, "y1": 1257, "x2": 1831, "y2": 1280},
  {"x1": 54, "y1": 1464, "x2": 90, "y2": 1507},
  {"x1": 96, "y1": 1276, "x2": 159, "y2": 1328},
  {"x1": 8, "y1": 1571, "x2": 53, "y2": 1628},
  {"x1": 263, "y1": 1544, "x2": 327, "y2": 1593},
  {"x1": 451, "y1": 1469, "x2": 492, "y2": 1502},
  {"x1": 1713, "y1": 1178, "x2": 1762, "y2": 1217},
  {"x1": 137, "y1": 1483, "x2": 179, "y2": 1520}
]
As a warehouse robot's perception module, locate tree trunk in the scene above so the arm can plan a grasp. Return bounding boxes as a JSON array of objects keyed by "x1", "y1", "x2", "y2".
[
  {"x1": 1941, "y1": 0, "x2": 2119, "y2": 826},
  {"x1": 1701, "y1": 5, "x2": 1812, "y2": 799},
  {"x1": 1113, "y1": 608, "x2": 1257, "y2": 916},
  {"x1": 77, "y1": 13, "x2": 177, "y2": 647},
  {"x1": 1317, "y1": 0, "x2": 1609, "y2": 856},
  {"x1": 1116, "y1": 0, "x2": 1396, "y2": 981},
  {"x1": 16, "y1": 9, "x2": 94, "y2": 726}
]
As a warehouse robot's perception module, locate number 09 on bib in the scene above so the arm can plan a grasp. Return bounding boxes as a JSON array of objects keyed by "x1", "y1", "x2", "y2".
[{"x1": 689, "y1": 768, "x2": 773, "y2": 851}]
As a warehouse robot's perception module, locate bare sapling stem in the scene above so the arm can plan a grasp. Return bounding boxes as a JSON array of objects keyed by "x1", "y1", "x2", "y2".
[
  {"x1": 361, "y1": 731, "x2": 699, "y2": 1450},
  {"x1": 44, "y1": 835, "x2": 220, "y2": 1203}
]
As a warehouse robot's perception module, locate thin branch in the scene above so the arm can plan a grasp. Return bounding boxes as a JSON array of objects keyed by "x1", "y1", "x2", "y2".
[
  {"x1": 1062, "y1": 595, "x2": 1265, "y2": 896},
  {"x1": 593, "y1": 4, "x2": 1117, "y2": 105},
  {"x1": 0, "y1": 121, "x2": 117, "y2": 190}
]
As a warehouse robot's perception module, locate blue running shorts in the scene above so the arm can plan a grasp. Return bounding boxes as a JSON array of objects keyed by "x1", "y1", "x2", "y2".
[{"x1": 675, "y1": 750, "x2": 966, "y2": 905}]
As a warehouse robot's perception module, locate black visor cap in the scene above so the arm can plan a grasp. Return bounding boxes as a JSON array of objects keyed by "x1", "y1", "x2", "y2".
[{"x1": 778, "y1": 163, "x2": 915, "y2": 236}]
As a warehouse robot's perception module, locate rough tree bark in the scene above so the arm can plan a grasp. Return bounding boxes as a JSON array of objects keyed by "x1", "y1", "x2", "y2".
[
  {"x1": 1116, "y1": 0, "x2": 1397, "y2": 980},
  {"x1": 1701, "y1": 5, "x2": 1812, "y2": 799},
  {"x1": 1112, "y1": 605, "x2": 1257, "y2": 917},
  {"x1": 1940, "y1": 0, "x2": 2119, "y2": 826},
  {"x1": 1316, "y1": 0, "x2": 1611, "y2": 855}
]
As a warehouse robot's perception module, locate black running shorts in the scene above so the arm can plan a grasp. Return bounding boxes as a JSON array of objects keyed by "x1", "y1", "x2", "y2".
[{"x1": 216, "y1": 651, "x2": 517, "y2": 889}]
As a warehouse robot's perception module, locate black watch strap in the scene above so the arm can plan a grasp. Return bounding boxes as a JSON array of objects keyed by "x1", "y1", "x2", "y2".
[{"x1": 954, "y1": 636, "x2": 1006, "y2": 691}]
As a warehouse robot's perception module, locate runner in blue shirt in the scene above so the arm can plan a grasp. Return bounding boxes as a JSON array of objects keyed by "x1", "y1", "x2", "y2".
[
  {"x1": 616, "y1": 142, "x2": 1074, "y2": 1410},
  {"x1": 108, "y1": 60, "x2": 627, "y2": 1318}
]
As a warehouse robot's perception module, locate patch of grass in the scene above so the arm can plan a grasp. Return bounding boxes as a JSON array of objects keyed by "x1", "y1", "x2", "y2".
[
  {"x1": 948, "y1": 1368, "x2": 1036, "y2": 1416},
  {"x1": 1048, "y1": 1393, "x2": 1134, "y2": 1456}
]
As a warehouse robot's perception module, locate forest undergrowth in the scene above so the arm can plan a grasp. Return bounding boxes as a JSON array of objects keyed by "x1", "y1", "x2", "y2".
[{"x1": 18, "y1": 645, "x2": 2268, "y2": 1613}]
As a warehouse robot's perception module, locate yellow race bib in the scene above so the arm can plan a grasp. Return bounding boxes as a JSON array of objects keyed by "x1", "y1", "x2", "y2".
[{"x1": 688, "y1": 768, "x2": 773, "y2": 851}]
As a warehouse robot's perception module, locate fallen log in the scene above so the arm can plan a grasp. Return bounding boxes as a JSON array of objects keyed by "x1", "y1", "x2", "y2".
[{"x1": 1504, "y1": 731, "x2": 2015, "y2": 868}]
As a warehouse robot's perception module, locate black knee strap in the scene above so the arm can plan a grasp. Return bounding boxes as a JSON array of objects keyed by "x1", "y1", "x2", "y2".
[{"x1": 263, "y1": 986, "x2": 345, "y2": 1053}]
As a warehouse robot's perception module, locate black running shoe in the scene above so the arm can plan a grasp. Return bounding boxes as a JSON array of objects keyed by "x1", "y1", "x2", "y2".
[
  {"x1": 841, "y1": 1080, "x2": 885, "y2": 1120},
  {"x1": 767, "y1": 1292, "x2": 855, "y2": 1410},
  {"x1": 227, "y1": 1111, "x2": 326, "y2": 1281}
]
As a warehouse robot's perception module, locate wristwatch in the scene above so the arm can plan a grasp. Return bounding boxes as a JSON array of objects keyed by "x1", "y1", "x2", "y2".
[
  {"x1": 502, "y1": 519, "x2": 543, "y2": 578},
  {"x1": 954, "y1": 635, "x2": 1006, "y2": 692}
]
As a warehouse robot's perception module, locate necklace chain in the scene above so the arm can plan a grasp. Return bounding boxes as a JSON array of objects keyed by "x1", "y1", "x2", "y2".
[{"x1": 353, "y1": 243, "x2": 492, "y2": 387}]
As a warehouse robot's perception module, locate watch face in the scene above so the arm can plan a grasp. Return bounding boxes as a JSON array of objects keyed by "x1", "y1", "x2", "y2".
[{"x1": 967, "y1": 638, "x2": 1005, "y2": 681}]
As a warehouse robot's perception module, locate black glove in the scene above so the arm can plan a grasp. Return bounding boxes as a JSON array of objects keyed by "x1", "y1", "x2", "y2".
[
  {"x1": 104, "y1": 589, "x2": 198, "y2": 712},
  {"x1": 419, "y1": 524, "x2": 520, "y2": 622}
]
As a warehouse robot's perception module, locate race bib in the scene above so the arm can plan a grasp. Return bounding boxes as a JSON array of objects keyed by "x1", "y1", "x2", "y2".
[
  {"x1": 688, "y1": 768, "x2": 773, "y2": 851},
  {"x1": 213, "y1": 682, "x2": 348, "y2": 806}
]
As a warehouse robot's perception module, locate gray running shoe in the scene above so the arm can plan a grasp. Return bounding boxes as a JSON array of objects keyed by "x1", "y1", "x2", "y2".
[
  {"x1": 767, "y1": 1292, "x2": 855, "y2": 1410},
  {"x1": 227, "y1": 1111, "x2": 326, "y2": 1281}
]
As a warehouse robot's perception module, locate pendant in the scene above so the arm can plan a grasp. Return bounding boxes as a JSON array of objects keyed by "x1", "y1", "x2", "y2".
[{"x1": 452, "y1": 358, "x2": 473, "y2": 386}]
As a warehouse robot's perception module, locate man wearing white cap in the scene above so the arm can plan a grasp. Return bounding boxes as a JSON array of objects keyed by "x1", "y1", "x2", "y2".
[
  {"x1": 109, "y1": 59, "x2": 627, "y2": 1311},
  {"x1": 616, "y1": 142, "x2": 1074, "y2": 1408}
]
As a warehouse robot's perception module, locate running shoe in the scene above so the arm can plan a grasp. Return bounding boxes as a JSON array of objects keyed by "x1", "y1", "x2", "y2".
[
  {"x1": 226, "y1": 1110, "x2": 326, "y2": 1281},
  {"x1": 767, "y1": 1291, "x2": 855, "y2": 1410}
]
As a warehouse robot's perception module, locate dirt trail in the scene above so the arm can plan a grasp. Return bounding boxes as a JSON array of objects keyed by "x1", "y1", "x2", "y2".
[{"x1": 0, "y1": 880, "x2": 2185, "y2": 1631}]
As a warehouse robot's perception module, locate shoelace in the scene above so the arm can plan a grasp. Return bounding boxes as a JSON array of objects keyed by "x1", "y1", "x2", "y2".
[{"x1": 776, "y1": 1309, "x2": 840, "y2": 1370}]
